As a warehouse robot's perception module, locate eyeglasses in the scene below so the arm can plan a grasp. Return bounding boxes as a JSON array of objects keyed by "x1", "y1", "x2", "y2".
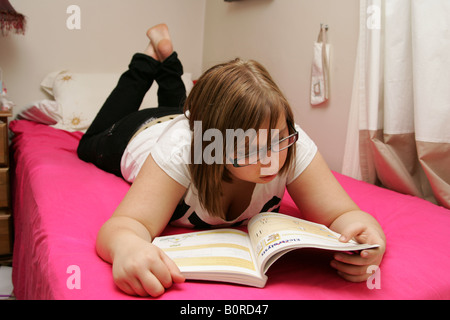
[{"x1": 231, "y1": 122, "x2": 298, "y2": 168}]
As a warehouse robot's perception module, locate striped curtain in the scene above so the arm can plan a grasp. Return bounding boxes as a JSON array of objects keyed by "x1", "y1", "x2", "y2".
[{"x1": 342, "y1": 0, "x2": 450, "y2": 209}]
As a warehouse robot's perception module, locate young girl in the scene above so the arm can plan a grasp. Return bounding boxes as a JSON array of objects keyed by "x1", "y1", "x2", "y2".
[{"x1": 78, "y1": 24, "x2": 386, "y2": 297}]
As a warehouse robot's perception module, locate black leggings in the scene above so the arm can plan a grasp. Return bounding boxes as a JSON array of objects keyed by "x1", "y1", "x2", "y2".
[{"x1": 77, "y1": 52, "x2": 186, "y2": 178}]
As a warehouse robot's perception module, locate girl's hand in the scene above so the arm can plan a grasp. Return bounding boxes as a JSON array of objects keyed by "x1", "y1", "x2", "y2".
[
  {"x1": 112, "y1": 239, "x2": 185, "y2": 297},
  {"x1": 330, "y1": 222, "x2": 386, "y2": 282}
]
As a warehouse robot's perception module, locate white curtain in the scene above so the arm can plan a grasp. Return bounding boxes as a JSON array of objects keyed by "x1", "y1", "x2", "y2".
[{"x1": 342, "y1": 0, "x2": 450, "y2": 209}]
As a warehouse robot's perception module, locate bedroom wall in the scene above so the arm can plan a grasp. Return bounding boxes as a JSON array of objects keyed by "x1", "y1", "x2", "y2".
[
  {"x1": 202, "y1": 0, "x2": 360, "y2": 172},
  {"x1": 1, "y1": 0, "x2": 359, "y2": 173},
  {"x1": 0, "y1": 0, "x2": 206, "y2": 114}
]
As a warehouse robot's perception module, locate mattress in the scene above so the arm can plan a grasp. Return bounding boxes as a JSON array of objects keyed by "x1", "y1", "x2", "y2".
[{"x1": 10, "y1": 119, "x2": 450, "y2": 300}]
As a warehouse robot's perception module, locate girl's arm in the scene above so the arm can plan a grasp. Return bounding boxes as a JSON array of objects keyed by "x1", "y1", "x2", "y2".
[
  {"x1": 96, "y1": 154, "x2": 186, "y2": 296},
  {"x1": 287, "y1": 152, "x2": 386, "y2": 282}
]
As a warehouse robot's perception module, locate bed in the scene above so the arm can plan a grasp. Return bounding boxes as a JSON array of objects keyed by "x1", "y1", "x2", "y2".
[
  {"x1": 10, "y1": 118, "x2": 450, "y2": 301},
  {"x1": 9, "y1": 70, "x2": 450, "y2": 300}
]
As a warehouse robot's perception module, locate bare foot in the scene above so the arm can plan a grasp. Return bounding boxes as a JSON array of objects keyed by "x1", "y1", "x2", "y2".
[
  {"x1": 144, "y1": 41, "x2": 158, "y2": 60},
  {"x1": 145, "y1": 24, "x2": 173, "y2": 61}
]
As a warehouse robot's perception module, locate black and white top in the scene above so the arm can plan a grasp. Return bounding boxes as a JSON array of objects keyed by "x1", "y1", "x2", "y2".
[{"x1": 121, "y1": 114, "x2": 317, "y2": 228}]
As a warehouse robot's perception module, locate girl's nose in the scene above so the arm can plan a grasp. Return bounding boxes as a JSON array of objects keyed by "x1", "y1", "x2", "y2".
[{"x1": 259, "y1": 151, "x2": 279, "y2": 175}]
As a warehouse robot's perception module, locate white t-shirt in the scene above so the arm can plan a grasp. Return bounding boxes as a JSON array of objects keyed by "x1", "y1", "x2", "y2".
[{"x1": 121, "y1": 114, "x2": 318, "y2": 228}]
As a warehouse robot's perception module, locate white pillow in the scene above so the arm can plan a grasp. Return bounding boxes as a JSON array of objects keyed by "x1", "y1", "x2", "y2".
[{"x1": 40, "y1": 70, "x2": 193, "y2": 132}]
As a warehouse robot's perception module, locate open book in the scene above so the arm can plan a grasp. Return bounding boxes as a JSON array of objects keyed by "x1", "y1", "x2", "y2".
[{"x1": 152, "y1": 212, "x2": 379, "y2": 288}]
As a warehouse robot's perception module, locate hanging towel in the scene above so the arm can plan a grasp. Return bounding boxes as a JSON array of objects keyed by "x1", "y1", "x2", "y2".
[{"x1": 310, "y1": 24, "x2": 330, "y2": 106}]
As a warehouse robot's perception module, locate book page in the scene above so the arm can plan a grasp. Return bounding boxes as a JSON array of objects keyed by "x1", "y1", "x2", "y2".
[
  {"x1": 248, "y1": 212, "x2": 375, "y2": 271},
  {"x1": 248, "y1": 212, "x2": 341, "y2": 247},
  {"x1": 153, "y1": 229, "x2": 261, "y2": 277}
]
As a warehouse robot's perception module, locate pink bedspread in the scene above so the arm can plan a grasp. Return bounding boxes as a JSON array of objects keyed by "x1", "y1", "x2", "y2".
[{"x1": 10, "y1": 120, "x2": 450, "y2": 300}]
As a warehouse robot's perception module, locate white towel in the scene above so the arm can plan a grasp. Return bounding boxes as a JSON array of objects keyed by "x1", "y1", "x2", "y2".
[{"x1": 310, "y1": 25, "x2": 331, "y2": 106}]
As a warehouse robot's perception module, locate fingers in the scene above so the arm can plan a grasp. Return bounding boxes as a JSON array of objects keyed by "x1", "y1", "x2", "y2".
[
  {"x1": 331, "y1": 223, "x2": 386, "y2": 283},
  {"x1": 330, "y1": 254, "x2": 370, "y2": 282},
  {"x1": 331, "y1": 260, "x2": 371, "y2": 282},
  {"x1": 123, "y1": 273, "x2": 164, "y2": 297},
  {"x1": 335, "y1": 249, "x2": 379, "y2": 265},
  {"x1": 330, "y1": 248, "x2": 382, "y2": 282},
  {"x1": 113, "y1": 248, "x2": 184, "y2": 297},
  {"x1": 326, "y1": 220, "x2": 386, "y2": 283},
  {"x1": 338, "y1": 222, "x2": 367, "y2": 243},
  {"x1": 160, "y1": 250, "x2": 185, "y2": 284}
]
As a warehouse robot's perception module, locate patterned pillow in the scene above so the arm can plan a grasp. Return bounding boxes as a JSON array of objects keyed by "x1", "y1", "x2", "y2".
[{"x1": 39, "y1": 70, "x2": 193, "y2": 132}]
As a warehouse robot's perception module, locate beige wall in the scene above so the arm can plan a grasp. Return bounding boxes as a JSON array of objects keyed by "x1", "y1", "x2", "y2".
[
  {"x1": 0, "y1": 0, "x2": 206, "y2": 112},
  {"x1": 1, "y1": 0, "x2": 359, "y2": 172},
  {"x1": 203, "y1": 0, "x2": 359, "y2": 172}
]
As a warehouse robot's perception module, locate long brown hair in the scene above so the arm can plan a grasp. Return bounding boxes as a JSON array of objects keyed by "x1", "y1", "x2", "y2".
[{"x1": 184, "y1": 58, "x2": 296, "y2": 219}]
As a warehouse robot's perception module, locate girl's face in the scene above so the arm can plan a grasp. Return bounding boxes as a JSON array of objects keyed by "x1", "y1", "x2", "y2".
[{"x1": 226, "y1": 116, "x2": 290, "y2": 184}]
